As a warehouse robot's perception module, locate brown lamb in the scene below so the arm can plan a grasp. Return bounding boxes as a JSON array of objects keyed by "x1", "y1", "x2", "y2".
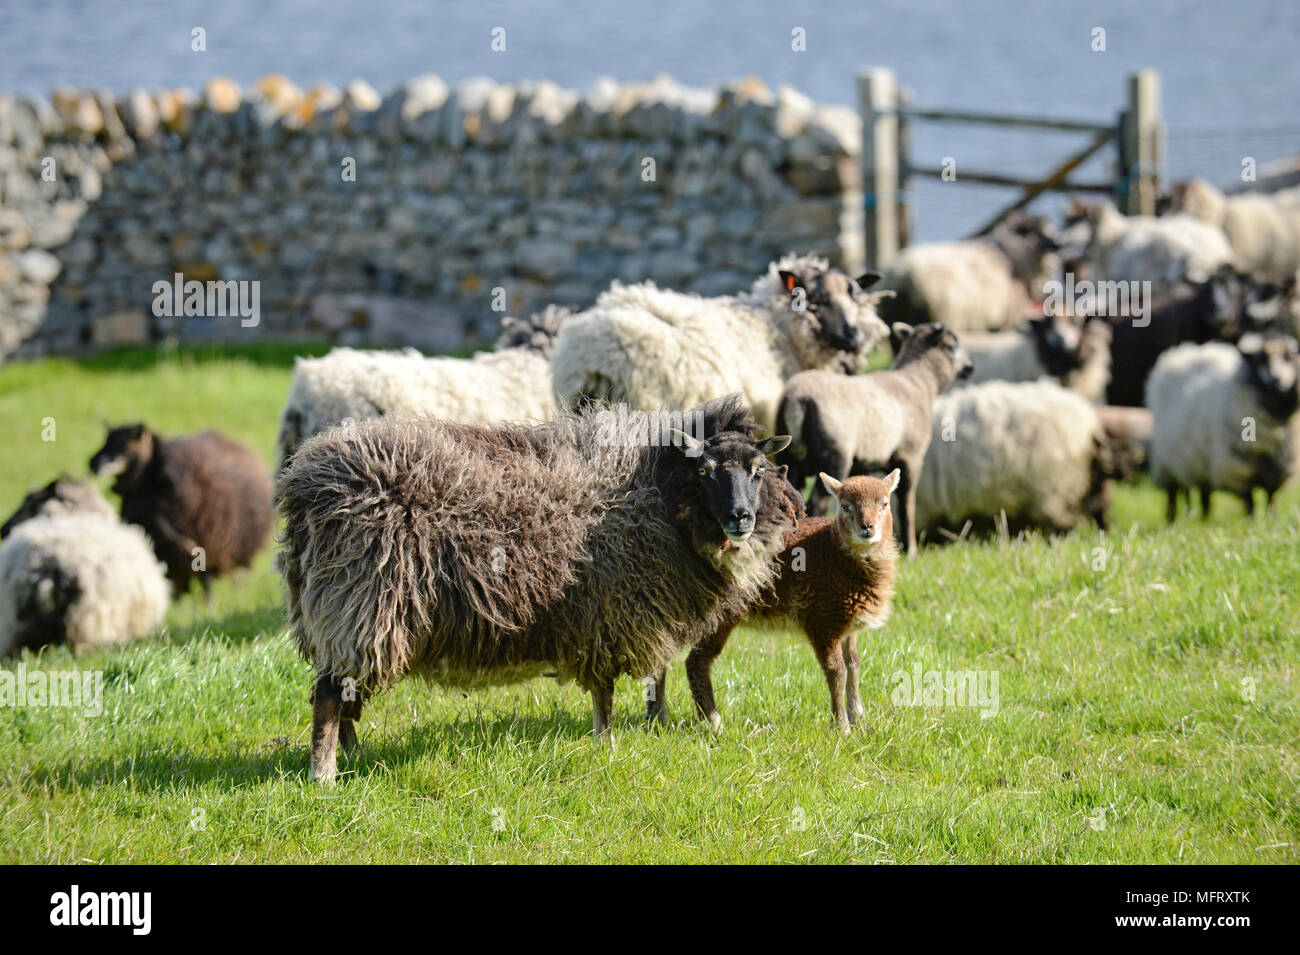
[{"x1": 649, "y1": 470, "x2": 898, "y2": 734}]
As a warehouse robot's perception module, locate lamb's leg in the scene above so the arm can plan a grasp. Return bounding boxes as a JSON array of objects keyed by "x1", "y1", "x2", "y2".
[
  {"x1": 339, "y1": 697, "x2": 363, "y2": 753},
  {"x1": 591, "y1": 680, "x2": 615, "y2": 739},
  {"x1": 813, "y1": 633, "x2": 850, "y2": 734},
  {"x1": 309, "y1": 675, "x2": 342, "y2": 785},
  {"x1": 1199, "y1": 485, "x2": 1213, "y2": 519},
  {"x1": 685, "y1": 620, "x2": 738, "y2": 733},
  {"x1": 841, "y1": 632, "x2": 864, "y2": 727},
  {"x1": 895, "y1": 460, "x2": 918, "y2": 558},
  {"x1": 643, "y1": 667, "x2": 669, "y2": 725}
]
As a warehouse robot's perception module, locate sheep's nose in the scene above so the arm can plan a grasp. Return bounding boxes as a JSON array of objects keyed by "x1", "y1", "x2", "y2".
[
  {"x1": 862, "y1": 522, "x2": 875, "y2": 537},
  {"x1": 729, "y1": 507, "x2": 754, "y2": 523}
]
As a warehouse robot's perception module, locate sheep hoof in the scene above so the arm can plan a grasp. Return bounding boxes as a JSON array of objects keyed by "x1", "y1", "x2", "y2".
[{"x1": 706, "y1": 712, "x2": 723, "y2": 734}]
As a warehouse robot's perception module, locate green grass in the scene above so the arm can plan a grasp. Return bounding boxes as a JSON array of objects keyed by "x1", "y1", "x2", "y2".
[{"x1": 1, "y1": 346, "x2": 1297, "y2": 864}]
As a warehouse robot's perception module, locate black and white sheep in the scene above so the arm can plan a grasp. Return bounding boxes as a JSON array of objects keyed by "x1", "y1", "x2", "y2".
[
  {"x1": 776, "y1": 322, "x2": 974, "y2": 555},
  {"x1": 957, "y1": 315, "x2": 1112, "y2": 403},
  {"x1": 549, "y1": 254, "x2": 891, "y2": 430},
  {"x1": 277, "y1": 305, "x2": 572, "y2": 467},
  {"x1": 917, "y1": 380, "x2": 1113, "y2": 537},
  {"x1": 1146, "y1": 335, "x2": 1300, "y2": 519},
  {"x1": 90, "y1": 425, "x2": 274, "y2": 595},
  {"x1": 276, "y1": 394, "x2": 803, "y2": 784},
  {"x1": 0, "y1": 479, "x2": 169, "y2": 656}
]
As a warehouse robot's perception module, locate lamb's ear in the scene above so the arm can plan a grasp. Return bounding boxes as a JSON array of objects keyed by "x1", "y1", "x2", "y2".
[
  {"x1": 891, "y1": 322, "x2": 914, "y2": 344},
  {"x1": 669, "y1": 428, "x2": 705, "y2": 459},
  {"x1": 760, "y1": 434, "x2": 791, "y2": 457},
  {"x1": 856, "y1": 270, "x2": 884, "y2": 290},
  {"x1": 778, "y1": 270, "x2": 804, "y2": 295},
  {"x1": 884, "y1": 468, "x2": 901, "y2": 494},
  {"x1": 818, "y1": 472, "x2": 843, "y2": 499}
]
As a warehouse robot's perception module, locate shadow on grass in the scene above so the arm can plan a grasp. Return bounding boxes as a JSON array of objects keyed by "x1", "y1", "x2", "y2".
[
  {"x1": 163, "y1": 604, "x2": 287, "y2": 645},
  {"x1": 72, "y1": 341, "x2": 336, "y2": 372},
  {"x1": 30, "y1": 710, "x2": 604, "y2": 794}
]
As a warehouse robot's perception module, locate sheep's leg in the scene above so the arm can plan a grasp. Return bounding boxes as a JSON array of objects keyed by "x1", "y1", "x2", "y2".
[
  {"x1": 643, "y1": 667, "x2": 669, "y2": 725},
  {"x1": 813, "y1": 633, "x2": 850, "y2": 734},
  {"x1": 1164, "y1": 487, "x2": 1178, "y2": 523},
  {"x1": 591, "y1": 680, "x2": 615, "y2": 739},
  {"x1": 841, "y1": 632, "x2": 864, "y2": 727},
  {"x1": 1265, "y1": 489, "x2": 1277, "y2": 514},
  {"x1": 1241, "y1": 489, "x2": 1257, "y2": 517},
  {"x1": 199, "y1": 573, "x2": 212, "y2": 599},
  {"x1": 339, "y1": 697, "x2": 363, "y2": 753},
  {"x1": 309, "y1": 675, "x2": 342, "y2": 785},
  {"x1": 894, "y1": 460, "x2": 918, "y2": 558},
  {"x1": 685, "y1": 621, "x2": 738, "y2": 733},
  {"x1": 1199, "y1": 485, "x2": 1213, "y2": 520}
]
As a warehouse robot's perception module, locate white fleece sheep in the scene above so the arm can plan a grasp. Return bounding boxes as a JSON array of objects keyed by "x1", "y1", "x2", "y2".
[
  {"x1": 0, "y1": 513, "x2": 170, "y2": 656},
  {"x1": 917, "y1": 380, "x2": 1111, "y2": 535},
  {"x1": 1167, "y1": 178, "x2": 1300, "y2": 278},
  {"x1": 875, "y1": 241, "x2": 1039, "y2": 333},
  {"x1": 1146, "y1": 338, "x2": 1300, "y2": 515},
  {"x1": 957, "y1": 317, "x2": 1112, "y2": 403},
  {"x1": 1084, "y1": 201, "x2": 1232, "y2": 289},
  {"x1": 276, "y1": 306, "x2": 569, "y2": 466},
  {"x1": 549, "y1": 254, "x2": 891, "y2": 430}
]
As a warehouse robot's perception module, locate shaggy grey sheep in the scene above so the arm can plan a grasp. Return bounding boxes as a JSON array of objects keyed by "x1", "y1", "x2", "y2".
[
  {"x1": 957, "y1": 316, "x2": 1112, "y2": 403},
  {"x1": 277, "y1": 305, "x2": 572, "y2": 467},
  {"x1": 1147, "y1": 335, "x2": 1300, "y2": 519},
  {"x1": 0, "y1": 479, "x2": 169, "y2": 656},
  {"x1": 276, "y1": 395, "x2": 804, "y2": 784},
  {"x1": 549, "y1": 254, "x2": 891, "y2": 431},
  {"x1": 917, "y1": 380, "x2": 1113, "y2": 537},
  {"x1": 777, "y1": 322, "x2": 974, "y2": 555}
]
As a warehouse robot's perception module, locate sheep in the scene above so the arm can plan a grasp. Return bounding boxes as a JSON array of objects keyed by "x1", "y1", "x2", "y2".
[
  {"x1": 277, "y1": 305, "x2": 572, "y2": 467},
  {"x1": 649, "y1": 471, "x2": 898, "y2": 735},
  {"x1": 1146, "y1": 335, "x2": 1300, "y2": 519},
  {"x1": 276, "y1": 394, "x2": 804, "y2": 784},
  {"x1": 873, "y1": 211, "x2": 1060, "y2": 333},
  {"x1": 549, "y1": 254, "x2": 892, "y2": 431},
  {"x1": 917, "y1": 380, "x2": 1113, "y2": 537},
  {"x1": 776, "y1": 322, "x2": 974, "y2": 555},
  {"x1": 1060, "y1": 199, "x2": 1232, "y2": 291},
  {"x1": 1097, "y1": 405, "x2": 1154, "y2": 481},
  {"x1": 1165, "y1": 177, "x2": 1300, "y2": 278},
  {"x1": 956, "y1": 315, "x2": 1112, "y2": 403},
  {"x1": 0, "y1": 480, "x2": 169, "y2": 656},
  {"x1": 90, "y1": 425, "x2": 273, "y2": 595}
]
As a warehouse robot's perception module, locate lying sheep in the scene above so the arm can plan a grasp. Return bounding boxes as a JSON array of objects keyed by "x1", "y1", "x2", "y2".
[
  {"x1": 874, "y1": 211, "x2": 1060, "y2": 333},
  {"x1": 277, "y1": 394, "x2": 803, "y2": 784},
  {"x1": 1062, "y1": 199, "x2": 1232, "y2": 290},
  {"x1": 277, "y1": 305, "x2": 572, "y2": 467},
  {"x1": 917, "y1": 380, "x2": 1113, "y2": 537},
  {"x1": 1147, "y1": 335, "x2": 1300, "y2": 519},
  {"x1": 1165, "y1": 177, "x2": 1300, "y2": 278},
  {"x1": 651, "y1": 471, "x2": 899, "y2": 734},
  {"x1": 957, "y1": 315, "x2": 1112, "y2": 403},
  {"x1": 90, "y1": 425, "x2": 273, "y2": 595},
  {"x1": 549, "y1": 254, "x2": 891, "y2": 431},
  {"x1": 777, "y1": 322, "x2": 973, "y2": 554},
  {"x1": 0, "y1": 479, "x2": 169, "y2": 656}
]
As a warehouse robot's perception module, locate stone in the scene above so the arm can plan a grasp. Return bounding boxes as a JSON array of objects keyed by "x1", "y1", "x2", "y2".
[
  {"x1": 51, "y1": 88, "x2": 103, "y2": 136},
  {"x1": 0, "y1": 210, "x2": 30, "y2": 250},
  {"x1": 203, "y1": 77, "x2": 242, "y2": 114},
  {"x1": 91, "y1": 309, "x2": 149, "y2": 347},
  {"x1": 117, "y1": 88, "x2": 159, "y2": 138},
  {"x1": 12, "y1": 248, "x2": 61, "y2": 284}
]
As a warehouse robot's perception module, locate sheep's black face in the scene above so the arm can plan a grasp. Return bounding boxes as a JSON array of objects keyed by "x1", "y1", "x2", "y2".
[
  {"x1": 679, "y1": 432, "x2": 792, "y2": 542},
  {"x1": 90, "y1": 424, "x2": 153, "y2": 487},
  {"x1": 781, "y1": 267, "x2": 888, "y2": 357},
  {"x1": 1, "y1": 482, "x2": 56, "y2": 538},
  {"x1": 1240, "y1": 335, "x2": 1300, "y2": 418},
  {"x1": 1029, "y1": 317, "x2": 1086, "y2": 377}
]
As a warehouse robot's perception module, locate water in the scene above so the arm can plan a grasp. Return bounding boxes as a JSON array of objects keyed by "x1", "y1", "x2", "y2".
[{"x1": 1, "y1": 0, "x2": 1297, "y2": 240}]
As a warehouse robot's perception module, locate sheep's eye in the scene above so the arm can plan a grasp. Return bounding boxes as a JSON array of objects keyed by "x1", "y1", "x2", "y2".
[
  {"x1": 698, "y1": 466, "x2": 710, "y2": 477},
  {"x1": 880, "y1": 501, "x2": 889, "y2": 510}
]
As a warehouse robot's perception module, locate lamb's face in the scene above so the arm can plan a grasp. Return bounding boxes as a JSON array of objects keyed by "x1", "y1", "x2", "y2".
[
  {"x1": 678, "y1": 431, "x2": 792, "y2": 543},
  {"x1": 822, "y1": 471, "x2": 899, "y2": 550},
  {"x1": 90, "y1": 424, "x2": 153, "y2": 483},
  {"x1": 780, "y1": 267, "x2": 890, "y2": 365},
  {"x1": 893, "y1": 322, "x2": 974, "y2": 382}
]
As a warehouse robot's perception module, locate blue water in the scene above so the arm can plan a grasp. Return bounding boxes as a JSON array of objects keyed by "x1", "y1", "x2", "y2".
[{"x1": 2, "y1": 0, "x2": 1297, "y2": 240}]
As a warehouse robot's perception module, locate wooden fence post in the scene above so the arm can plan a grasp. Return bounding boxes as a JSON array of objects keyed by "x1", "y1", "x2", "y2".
[
  {"x1": 859, "y1": 68, "x2": 899, "y2": 267},
  {"x1": 896, "y1": 85, "x2": 915, "y2": 252},
  {"x1": 1121, "y1": 69, "x2": 1162, "y2": 215}
]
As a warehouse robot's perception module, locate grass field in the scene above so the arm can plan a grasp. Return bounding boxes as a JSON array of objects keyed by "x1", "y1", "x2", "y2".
[{"x1": 1, "y1": 345, "x2": 1297, "y2": 864}]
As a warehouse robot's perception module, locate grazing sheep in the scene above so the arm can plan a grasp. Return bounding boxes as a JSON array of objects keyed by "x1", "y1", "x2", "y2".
[
  {"x1": 277, "y1": 395, "x2": 804, "y2": 784},
  {"x1": 917, "y1": 380, "x2": 1113, "y2": 537},
  {"x1": 957, "y1": 315, "x2": 1112, "y2": 403},
  {"x1": 1165, "y1": 177, "x2": 1300, "y2": 278},
  {"x1": 1097, "y1": 405, "x2": 1154, "y2": 480},
  {"x1": 650, "y1": 471, "x2": 898, "y2": 734},
  {"x1": 1061, "y1": 199, "x2": 1232, "y2": 290},
  {"x1": 0, "y1": 480, "x2": 168, "y2": 656},
  {"x1": 549, "y1": 254, "x2": 891, "y2": 430},
  {"x1": 873, "y1": 212, "x2": 1060, "y2": 333},
  {"x1": 90, "y1": 425, "x2": 273, "y2": 595},
  {"x1": 1147, "y1": 336, "x2": 1300, "y2": 519},
  {"x1": 777, "y1": 323, "x2": 974, "y2": 555},
  {"x1": 277, "y1": 305, "x2": 572, "y2": 467}
]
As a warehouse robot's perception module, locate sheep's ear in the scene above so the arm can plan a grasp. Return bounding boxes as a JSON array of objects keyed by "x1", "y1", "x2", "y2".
[
  {"x1": 891, "y1": 322, "x2": 914, "y2": 344},
  {"x1": 884, "y1": 468, "x2": 901, "y2": 494},
  {"x1": 856, "y1": 270, "x2": 883, "y2": 290},
  {"x1": 669, "y1": 428, "x2": 705, "y2": 458},
  {"x1": 818, "y1": 472, "x2": 843, "y2": 499},
  {"x1": 760, "y1": 434, "x2": 791, "y2": 457},
  {"x1": 778, "y1": 270, "x2": 803, "y2": 294}
]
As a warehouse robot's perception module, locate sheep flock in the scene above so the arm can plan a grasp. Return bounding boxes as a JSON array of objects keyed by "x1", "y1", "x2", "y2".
[{"x1": 5, "y1": 173, "x2": 1300, "y2": 782}]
